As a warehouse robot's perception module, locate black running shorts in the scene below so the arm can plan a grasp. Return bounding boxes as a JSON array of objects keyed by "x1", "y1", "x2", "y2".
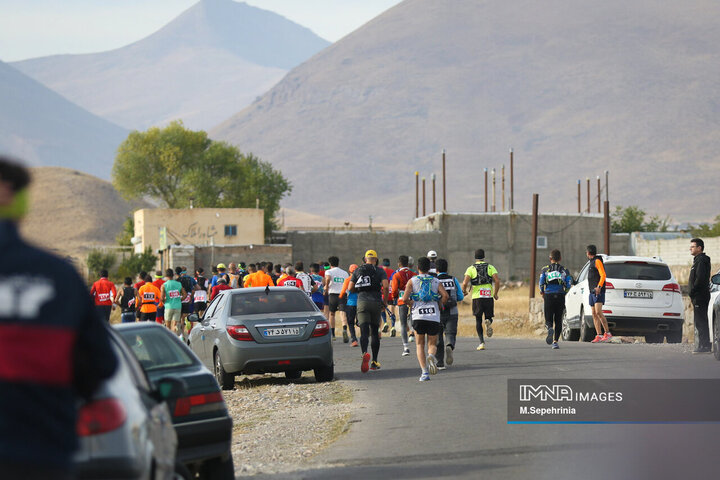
[
  {"x1": 412, "y1": 319, "x2": 441, "y2": 336},
  {"x1": 472, "y1": 297, "x2": 494, "y2": 319}
]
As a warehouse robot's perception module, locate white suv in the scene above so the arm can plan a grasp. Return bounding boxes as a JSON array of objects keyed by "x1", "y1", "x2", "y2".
[{"x1": 563, "y1": 255, "x2": 684, "y2": 343}]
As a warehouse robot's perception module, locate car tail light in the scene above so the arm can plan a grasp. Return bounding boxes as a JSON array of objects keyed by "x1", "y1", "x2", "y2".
[
  {"x1": 602, "y1": 309, "x2": 612, "y2": 314},
  {"x1": 77, "y1": 398, "x2": 127, "y2": 436},
  {"x1": 604, "y1": 281, "x2": 615, "y2": 289},
  {"x1": 174, "y1": 392, "x2": 224, "y2": 417},
  {"x1": 663, "y1": 312, "x2": 682, "y2": 317},
  {"x1": 662, "y1": 283, "x2": 681, "y2": 294},
  {"x1": 312, "y1": 319, "x2": 330, "y2": 337},
  {"x1": 227, "y1": 325, "x2": 253, "y2": 341}
]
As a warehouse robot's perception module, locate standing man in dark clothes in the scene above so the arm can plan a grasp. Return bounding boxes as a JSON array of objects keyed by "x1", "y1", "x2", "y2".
[
  {"x1": 0, "y1": 157, "x2": 118, "y2": 480},
  {"x1": 689, "y1": 238, "x2": 712, "y2": 353}
]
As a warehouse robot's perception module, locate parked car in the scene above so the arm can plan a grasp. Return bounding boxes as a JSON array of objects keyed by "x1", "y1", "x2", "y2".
[
  {"x1": 74, "y1": 327, "x2": 180, "y2": 479},
  {"x1": 563, "y1": 255, "x2": 684, "y2": 343},
  {"x1": 710, "y1": 273, "x2": 720, "y2": 360},
  {"x1": 115, "y1": 322, "x2": 235, "y2": 479},
  {"x1": 187, "y1": 286, "x2": 334, "y2": 389}
]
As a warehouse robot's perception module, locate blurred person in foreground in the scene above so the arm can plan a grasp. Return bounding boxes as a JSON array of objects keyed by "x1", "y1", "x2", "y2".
[{"x1": 0, "y1": 156, "x2": 118, "y2": 479}]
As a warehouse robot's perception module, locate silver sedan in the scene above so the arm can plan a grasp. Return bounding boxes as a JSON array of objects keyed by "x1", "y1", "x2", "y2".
[{"x1": 188, "y1": 287, "x2": 334, "y2": 389}]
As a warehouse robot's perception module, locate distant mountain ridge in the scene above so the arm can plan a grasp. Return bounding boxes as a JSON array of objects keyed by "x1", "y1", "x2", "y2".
[
  {"x1": 0, "y1": 60, "x2": 126, "y2": 178},
  {"x1": 211, "y1": 0, "x2": 720, "y2": 223},
  {"x1": 12, "y1": 0, "x2": 330, "y2": 130}
]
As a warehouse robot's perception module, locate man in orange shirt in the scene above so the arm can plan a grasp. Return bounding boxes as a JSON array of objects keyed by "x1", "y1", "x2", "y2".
[
  {"x1": 586, "y1": 244, "x2": 612, "y2": 343},
  {"x1": 136, "y1": 274, "x2": 161, "y2": 322},
  {"x1": 90, "y1": 269, "x2": 116, "y2": 322},
  {"x1": 246, "y1": 263, "x2": 275, "y2": 288},
  {"x1": 243, "y1": 264, "x2": 257, "y2": 287},
  {"x1": 151, "y1": 270, "x2": 165, "y2": 325}
]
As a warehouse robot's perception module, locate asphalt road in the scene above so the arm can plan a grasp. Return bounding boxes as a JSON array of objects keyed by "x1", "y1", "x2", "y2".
[{"x1": 253, "y1": 335, "x2": 720, "y2": 480}]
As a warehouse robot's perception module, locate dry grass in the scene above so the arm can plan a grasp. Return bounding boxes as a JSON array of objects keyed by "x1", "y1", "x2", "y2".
[{"x1": 457, "y1": 285, "x2": 536, "y2": 338}]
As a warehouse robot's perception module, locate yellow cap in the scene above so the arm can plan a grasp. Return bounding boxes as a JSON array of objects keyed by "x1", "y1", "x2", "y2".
[
  {"x1": 364, "y1": 250, "x2": 377, "y2": 258},
  {"x1": 217, "y1": 263, "x2": 227, "y2": 269}
]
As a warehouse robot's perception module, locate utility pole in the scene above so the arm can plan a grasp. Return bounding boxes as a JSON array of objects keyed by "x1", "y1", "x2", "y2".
[
  {"x1": 530, "y1": 194, "x2": 539, "y2": 299},
  {"x1": 604, "y1": 201, "x2": 611, "y2": 255},
  {"x1": 501, "y1": 164, "x2": 506, "y2": 211},
  {"x1": 597, "y1": 176, "x2": 601, "y2": 213},
  {"x1": 510, "y1": 148, "x2": 514, "y2": 211},
  {"x1": 422, "y1": 177, "x2": 426, "y2": 216},
  {"x1": 442, "y1": 149, "x2": 447, "y2": 211},
  {"x1": 484, "y1": 168, "x2": 488, "y2": 212},
  {"x1": 577, "y1": 180, "x2": 581, "y2": 213},
  {"x1": 586, "y1": 178, "x2": 590, "y2": 213},
  {"x1": 432, "y1": 173, "x2": 436, "y2": 213},
  {"x1": 492, "y1": 168, "x2": 496, "y2": 212},
  {"x1": 415, "y1": 171, "x2": 419, "y2": 218}
]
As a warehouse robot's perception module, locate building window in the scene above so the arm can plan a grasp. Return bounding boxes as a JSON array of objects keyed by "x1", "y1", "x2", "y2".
[
  {"x1": 536, "y1": 236, "x2": 548, "y2": 249},
  {"x1": 224, "y1": 225, "x2": 237, "y2": 236}
]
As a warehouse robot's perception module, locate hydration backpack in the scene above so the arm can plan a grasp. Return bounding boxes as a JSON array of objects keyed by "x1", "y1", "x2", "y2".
[
  {"x1": 470, "y1": 263, "x2": 492, "y2": 285},
  {"x1": 410, "y1": 276, "x2": 441, "y2": 303},
  {"x1": 546, "y1": 263, "x2": 565, "y2": 284}
]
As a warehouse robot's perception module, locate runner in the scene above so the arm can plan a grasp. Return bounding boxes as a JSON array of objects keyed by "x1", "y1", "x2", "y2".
[
  {"x1": 402, "y1": 256, "x2": 448, "y2": 381},
  {"x1": 390, "y1": 255, "x2": 416, "y2": 356},
  {"x1": 193, "y1": 269, "x2": 209, "y2": 317},
  {"x1": 227, "y1": 262, "x2": 242, "y2": 288},
  {"x1": 324, "y1": 256, "x2": 349, "y2": 341},
  {"x1": 339, "y1": 264, "x2": 360, "y2": 347},
  {"x1": 151, "y1": 271, "x2": 166, "y2": 325},
  {"x1": 90, "y1": 269, "x2": 116, "y2": 322},
  {"x1": 427, "y1": 250, "x2": 439, "y2": 275},
  {"x1": 277, "y1": 266, "x2": 304, "y2": 290},
  {"x1": 210, "y1": 263, "x2": 228, "y2": 290},
  {"x1": 161, "y1": 269, "x2": 184, "y2": 335},
  {"x1": 462, "y1": 249, "x2": 500, "y2": 351},
  {"x1": 586, "y1": 244, "x2": 612, "y2": 343},
  {"x1": 115, "y1": 277, "x2": 136, "y2": 323},
  {"x1": 295, "y1": 261, "x2": 316, "y2": 297},
  {"x1": 177, "y1": 266, "x2": 197, "y2": 324},
  {"x1": 349, "y1": 250, "x2": 389, "y2": 372},
  {"x1": 310, "y1": 263, "x2": 326, "y2": 311},
  {"x1": 380, "y1": 258, "x2": 396, "y2": 334},
  {"x1": 137, "y1": 274, "x2": 161, "y2": 322},
  {"x1": 133, "y1": 271, "x2": 147, "y2": 320},
  {"x1": 242, "y1": 264, "x2": 257, "y2": 287},
  {"x1": 539, "y1": 249, "x2": 573, "y2": 349},
  {"x1": 210, "y1": 277, "x2": 232, "y2": 300},
  {"x1": 436, "y1": 258, "x2": 464, "y2": 368}
]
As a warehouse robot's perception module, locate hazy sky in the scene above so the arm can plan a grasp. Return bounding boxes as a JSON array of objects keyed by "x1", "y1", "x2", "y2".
[{"x1": 0, "y1": 0, "x2": 402, "y2": 62}]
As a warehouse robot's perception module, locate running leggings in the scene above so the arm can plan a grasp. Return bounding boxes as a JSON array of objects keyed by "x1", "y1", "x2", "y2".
[
  {"x1": 544, "y1": 293, "x2": 565, "y2": 342},
  {"x1": 475, "y1": 315, "x2": 492, "y2": 341},
  {"x1": 360, "y1": 323, "x2": 380, "y2": 361}
]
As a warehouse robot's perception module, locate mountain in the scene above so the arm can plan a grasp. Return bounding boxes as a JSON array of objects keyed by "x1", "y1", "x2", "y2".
[
  {"x1": 0, "y1": 61, "x2": 127, "y2": 178},
  {"x1": 20, "y1": 167, "x2": 150, "y2": 260},
  {"x1": 211, "y1": 0, "x2": 720, "y2": 224},
  {"x1": 12, "y1": 0, "x2": 330, "y2": 130}
]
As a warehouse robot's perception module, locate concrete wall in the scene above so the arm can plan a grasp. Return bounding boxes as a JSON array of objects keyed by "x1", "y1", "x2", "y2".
[
  {"x1": 286, "y1": 212, "x2": 629, "y2": 281},
  {"x1": 161, "y1": 244, "x2": 292, "y2": 273},
  {"x1": 632, "y1": 235, "x2": 720, "y2": 266},
  {"x1": 135, "y1": 208, "x2": 264, "y2": 253}
]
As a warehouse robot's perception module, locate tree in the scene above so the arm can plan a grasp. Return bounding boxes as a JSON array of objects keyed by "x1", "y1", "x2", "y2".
[
  {"x1": 86, "y1": 249, "x2": 116, "y2": 277},
  {"x1": 691, "y1": 215, "x2": 720, "y2": 237},
  {"x1": 611, "y1": 205, "x2": 671, "y2": 233},
  {"x1": 112, "y1": 121, "x2": 292, "y2": 235},
  {"x1": 116, "y1": 216, "x2": 134, "y2": 246},
  {"x1": 116, "y1": 248, "x2": 158, "y2": 280}
]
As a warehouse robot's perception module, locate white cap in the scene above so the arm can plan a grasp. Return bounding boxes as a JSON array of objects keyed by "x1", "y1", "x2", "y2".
[{"x1": 427, "y1": 250, "x2": 437, "y2": 258}]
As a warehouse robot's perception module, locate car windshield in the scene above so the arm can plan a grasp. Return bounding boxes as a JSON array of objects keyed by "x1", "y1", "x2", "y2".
[
  {"x1": 230, "y1": 289, "x2": 316, "y2": 316},
  {"x1": 605, "y1": 262, "x2": 671, "y2": 281},
  {"x1": 118, "y1": 328, "x2": 195, "y2": 372}
]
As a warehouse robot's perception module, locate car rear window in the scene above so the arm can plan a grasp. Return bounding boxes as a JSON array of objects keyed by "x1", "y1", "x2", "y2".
[
  {"x1": 119, "y1": 328, "x2": 195, "y2": 372},
  {"x1": 230, "y1": 290, "x2": 317, "y2": 316},
  {"x1": 604, "y1": 262, "x2": 671, "y2": 281}
]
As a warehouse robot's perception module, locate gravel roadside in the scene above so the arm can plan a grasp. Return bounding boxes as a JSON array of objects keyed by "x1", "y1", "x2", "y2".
[{"x1": 224, "y1": 373, "x2": 354, "y2": 477}]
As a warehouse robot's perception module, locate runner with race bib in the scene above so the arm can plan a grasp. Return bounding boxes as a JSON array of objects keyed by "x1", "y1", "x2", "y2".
[{"x1": 462, "y1": 249, "x2": 500, "y2": 351}]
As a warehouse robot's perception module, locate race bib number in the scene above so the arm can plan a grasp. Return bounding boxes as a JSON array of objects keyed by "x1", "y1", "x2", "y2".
[
  {"x1": 142, "y1": 292, "x2": 155, "y2": 301},
  {"x1": 194, "y1": 290, "x2": 207, "y2": 302},
  {"x1": 97, "y1": 293, "x2": 110, "y2": 302},
  {"x1": 333, "y1": 276, "x2": 344, "y2": 284},
  {"x1": 168, "y1": 290, "x2": 181, "y2": 298},
  {"x1": 355, "y1": 276, "x2": 371, "y2": 288},
  {"x1": 418, "y1": 306, "x2": 436, "y2": 315},
  {"x1": 285, "y1": 280, "x2": 297, "y2": 287},
  {"x1": 477, "y1": 288, "x2": 492, "y2": 298},
  {"x1": 440, "y1": 280, "x2": 455, "y2": 290},
  {"x1": 547, "y1": 271, "x2": 562, "y2": 282}
]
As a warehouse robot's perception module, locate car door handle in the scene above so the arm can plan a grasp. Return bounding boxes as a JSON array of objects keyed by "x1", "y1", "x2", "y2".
[{"x1": 210, "y1": 323, "x2": 217, "y2": 329}]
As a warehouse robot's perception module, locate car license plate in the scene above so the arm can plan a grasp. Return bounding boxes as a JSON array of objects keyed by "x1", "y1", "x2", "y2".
[
  {"x1": 624, "y1": 290, "x2": 653, "y2": 299},
  {"x1": 263, "y1": 327, "x2": 300, "y2": 337}
]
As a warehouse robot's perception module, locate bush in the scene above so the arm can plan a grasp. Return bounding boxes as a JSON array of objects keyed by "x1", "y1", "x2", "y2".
[
  {"x1": 86, "y1": 249, "x2": 116, "y2": 277},
  {"x1": 117, "y1": 248, "x2": 158, "y2": 279}
]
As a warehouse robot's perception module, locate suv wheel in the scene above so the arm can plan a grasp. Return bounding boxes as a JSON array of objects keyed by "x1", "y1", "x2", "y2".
[
  {"x1": 284, "y1": 369, "x2": 302, "y2": 380},
  {"x1": 644, "y1": 334, "x2": 664, "y2": 344},
  {"x1": 714, "y1": 318, "x2": 720, "y2": 361},
  {"x1": 579, "y1": 308, "x2": 596, "y2": 342},
  {"x1": 314, "y1": 364, "x2": 334, "y2": 382},
  {"x1": 561, "y1": 309, "x2": 580, "y2": 341},
  {"x1": 200, "y1": 452, "x2": 234, "y2": 480},
  {"x1": 214, "y1": 351, "x2": 235, "y2": 390}
]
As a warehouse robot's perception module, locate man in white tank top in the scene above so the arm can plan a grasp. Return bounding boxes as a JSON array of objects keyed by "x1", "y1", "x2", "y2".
[{"x1": 402, "y1": 256, "x2": 448, "y2": 382}]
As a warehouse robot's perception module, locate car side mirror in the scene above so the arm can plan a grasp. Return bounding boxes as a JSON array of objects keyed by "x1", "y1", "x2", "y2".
[
  {"x1": 712, "y1": 273, "x2": 720, "y2": 285},
  {"x1": 188, "y1": 313, "x2": 199, "y2": 323},
  {"x1": 153, "y1": 376, "x2": 187, "y2": 403}
]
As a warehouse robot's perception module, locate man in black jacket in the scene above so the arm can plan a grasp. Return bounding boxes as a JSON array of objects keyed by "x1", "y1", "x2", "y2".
[
  {"x1": 689, "y1": 237, "x2": 712, "y2": 353},
  {"x1": 0, "y1": 157, "x2": 118, "y2": 479}
]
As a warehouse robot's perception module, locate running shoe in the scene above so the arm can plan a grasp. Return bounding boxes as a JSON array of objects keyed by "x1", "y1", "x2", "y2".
[
  {"x1": 601, "y1": 332, "x2": 613, "y2": 342},
  {"x1": 419, "y1": 372, "x2": 430, "y2": 382},
  {"x1": 485, "y1": 319, "x2": 493, "y2": 338},
  {"x1": 552, "y1": 342, "x2": 559, "y2": 349},
  {"x1": 437, "y1": 363, "x2": 447, "y2": 371},
  {"x1": 545, "y1": 327, "x2": 554, "y2": 345},
  {"x1": 361, "y1": 352, "x2": 371, "y2": 373},
  {"x1": 409, "y1": 333, "x2": 415, "y2": 342},
  {"x1": 590, "y1": 335, "x2": 603, "y2": 343},
  {"x1": 427, "y1": 354, "x2": 438, "y2": 375},
  {"x1": 402, "y1": 347, "x2": 410, "y2": 356},
  {"x1": 445, "y1": 345, "x2": 454, "y2": 365},
  {"x1": 342, "y1": 329, "x2": 349, "y2": 343},
  {"x1": 351, "y1": 340, "x2": 359, "y2": 347},
  {"x1": 370, "y1": 361, "x2": 381, "y2": 371},
  {"x1": 477, "y1": 343, "x2": 485, "y2": 350},
  {"x1": 382, "y1": 323, "x2": 389, "y2": 333},
  {"x1": 390, "y1": 327, "x2": 396, "y2": 337}
]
